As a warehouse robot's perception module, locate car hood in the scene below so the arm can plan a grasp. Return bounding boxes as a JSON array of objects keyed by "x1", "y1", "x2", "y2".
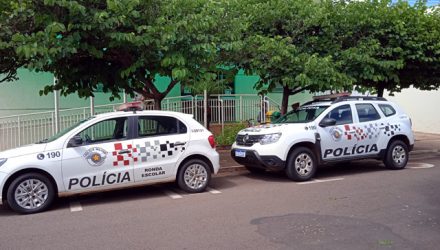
[
  {"x1": 0, "y1": 144, "x2": 47, "y2": 159},
  {"x1": 238, "y1": 123, "x2": 307, "y2": 134}
]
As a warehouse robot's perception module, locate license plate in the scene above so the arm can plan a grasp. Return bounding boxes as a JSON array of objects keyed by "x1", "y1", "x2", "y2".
[{"x1": 235, "y1": 150, "x2": 246, "y2": 158}]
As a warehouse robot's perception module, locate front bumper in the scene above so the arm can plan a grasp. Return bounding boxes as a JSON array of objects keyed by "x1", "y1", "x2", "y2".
[
  {"x1": 231, "y1": 149, "x2": 285, "y2": 170},
  {"x1": 0, "y1": 172, "x2": 8, "y2": 205}
]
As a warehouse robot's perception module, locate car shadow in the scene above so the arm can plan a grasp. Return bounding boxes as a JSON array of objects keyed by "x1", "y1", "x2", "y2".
[
  {"x1": 60, "y1": 178, "x2": 238, "y2": 211},
  {"x1": 0, "y1": 176, "x2": 241, "y2": 215},
  {"x1": 242, "y1": 159, "x2": 388, "y2": 182}
]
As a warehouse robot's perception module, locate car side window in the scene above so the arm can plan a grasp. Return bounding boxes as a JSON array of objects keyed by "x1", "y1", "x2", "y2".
[
  {"x1": 137, "y1": 116, "x2": 187, "y2": 137},
  {"x1": 78, "y1": 117, "x2": 128, "y2": 144},
  {"x1": 326, "y1": 104, "x2": 353, "y2": 125},
  {"x1": 356, "y1": 103, "x2": 381, "y2": 122},
  {"x1": 378, "y1": 104, "x2": 396, "y2": 117}
]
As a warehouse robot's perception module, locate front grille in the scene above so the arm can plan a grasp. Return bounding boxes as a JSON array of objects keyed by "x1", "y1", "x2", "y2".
[{"x1": 236, "y1": 134, "x2": 263, "y2": 146}]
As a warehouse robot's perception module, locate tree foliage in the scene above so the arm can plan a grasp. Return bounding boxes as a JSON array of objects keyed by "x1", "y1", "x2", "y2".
[
  {"x1": 1, "y1": 0, "x2": 439, "y2": 113},
  {"x1": 234, "y1": 0, "x2": 439, "y2": 113},
  {"x1": 0, "y1": 0, "x2": 242, "y2": 109},
  {"x1": 235, "y1": 0, "x2": 354, "y2": 114},
  {"x1": 325, "y1": 0, "x2": 440, "y2": 96}
]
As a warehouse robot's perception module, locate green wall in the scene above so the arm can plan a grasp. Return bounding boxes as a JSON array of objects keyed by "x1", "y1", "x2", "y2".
[
  {"x1": 234, "y1": 70, "x2": 312, "y2": 111},
  {"x1": 0, "y1": 69, "x2": 313, "y2": 118},
  {"x1": 0, "y1": 70, "x2": 181, "y2": 117}
]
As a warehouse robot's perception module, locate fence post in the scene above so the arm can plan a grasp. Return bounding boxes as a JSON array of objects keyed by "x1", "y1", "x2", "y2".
[
  {"x1": 54, "y1": 77, "x2": 60, "y2": 133},
  {"x1": 90, "y1": 97, "x2": 95, "y2": 115},
  {"x1": 123, "y1": 90, "x2": 127, "y2": 103},
  {"x1": 17, "y1": 116, "x2": 21, "y2": 146},
  {"x1": 220, "y1": 99, "x2": 224, "y2": 135},
  {"x1": 239, "y1": 96, "x2": 243, "y2": 122},
  {"x1": 204, "y1": 90, "x2": 208, "y2": 128}
]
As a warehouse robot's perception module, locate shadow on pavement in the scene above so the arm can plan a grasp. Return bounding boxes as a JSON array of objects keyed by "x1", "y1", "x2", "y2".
[{"x1": 238, "y1": 159, "x2": 389, "y2": 183}]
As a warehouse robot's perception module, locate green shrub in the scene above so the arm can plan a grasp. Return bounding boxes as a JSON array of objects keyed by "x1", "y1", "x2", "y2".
[{"x1": 215, "y1": 123, "x2": 247, "y2": 146}]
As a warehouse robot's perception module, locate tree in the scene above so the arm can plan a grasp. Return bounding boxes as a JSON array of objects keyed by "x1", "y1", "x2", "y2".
[
  {"x1": 0, "y1": 0, "x2": 242, "y2": 109},
  {"x1": 235, "y1": 0, "x2": 353, "y2": 114},
  {"x1": 325, "y1": 0, "x2": 440, "y2": 97}
]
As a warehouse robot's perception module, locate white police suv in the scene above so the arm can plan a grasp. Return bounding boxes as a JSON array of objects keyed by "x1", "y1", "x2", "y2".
[
  {"x1": 0, "y1": 107, "x2": 219, "y2": 214},
  {"x1": 231, "y1": 95, "x2": 414, "y2": 181}
]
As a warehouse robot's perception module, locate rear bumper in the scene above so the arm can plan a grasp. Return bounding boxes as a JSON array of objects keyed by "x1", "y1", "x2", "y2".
[{"x1": 231, "y1": 149, "x2": 285, "y2": 170}]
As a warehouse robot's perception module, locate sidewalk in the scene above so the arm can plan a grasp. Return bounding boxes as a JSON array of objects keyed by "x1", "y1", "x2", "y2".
[
  {"x1": 412, "y1": 131, "x2": 440, "y2": 154},
  {"x1": 218, "y1": 131, "x2": 440, "y2": 172}
]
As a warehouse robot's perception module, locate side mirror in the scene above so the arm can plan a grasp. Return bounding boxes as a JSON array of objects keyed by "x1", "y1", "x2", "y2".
[
  {"x1": 67, "y1": 135, "x2": 83, "y2": 147},
  {"x1": 319, "y1": 118, "x2": 337, "y2": 127}
]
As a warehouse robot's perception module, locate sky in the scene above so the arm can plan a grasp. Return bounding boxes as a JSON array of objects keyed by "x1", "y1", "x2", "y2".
[{"x1": 404, "y1": 0, "x2": 439, "y2": 6}]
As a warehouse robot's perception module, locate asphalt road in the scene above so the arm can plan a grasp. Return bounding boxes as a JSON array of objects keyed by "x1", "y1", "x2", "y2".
[{"x1": 0, "y1": 152, "x2": 439, "y2": 250}]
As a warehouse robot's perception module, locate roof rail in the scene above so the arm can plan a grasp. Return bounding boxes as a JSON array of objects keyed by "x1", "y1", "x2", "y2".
[
  {"x1": 332, "y1": 96, "x2": 387, "y2": 103},
  {"x1": 312, "y1": 92, "x2": 351, "y2": 101}
]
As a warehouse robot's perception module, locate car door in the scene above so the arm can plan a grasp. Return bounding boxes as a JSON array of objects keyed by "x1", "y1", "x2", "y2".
[
  {"x1": 350, "y1": 103, "x2": 383, "y2": 156},
  {"x1": 132, "y1": 115, "x2": 189, "y2": 183},
  {"x1": 61, "y1": 117, "x2": 135, "y2": 192},
  {"x1": 317, "y1": 104, "x2": 358, "y2": 161}
]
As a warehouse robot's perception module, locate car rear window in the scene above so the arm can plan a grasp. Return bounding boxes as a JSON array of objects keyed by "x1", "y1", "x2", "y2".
[{"x1": 378, "y1": 104, "x2": 396, "y2": 117}]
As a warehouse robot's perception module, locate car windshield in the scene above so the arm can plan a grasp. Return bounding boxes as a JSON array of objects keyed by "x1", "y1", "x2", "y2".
[
  {"x1": 273, "y1": 105, "x2": 329, "y2": 124},
  {"x1": 36, "y1": 117, "x2": 94, "y2": 144}
]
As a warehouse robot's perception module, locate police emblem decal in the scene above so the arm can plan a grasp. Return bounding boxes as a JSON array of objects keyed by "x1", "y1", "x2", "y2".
[
  {"x1": 330, "y1": 127, "x2": 343, "y2": 141},
  {"x1": 83, "y1": 147, "x2": 108, "y2": 166}
]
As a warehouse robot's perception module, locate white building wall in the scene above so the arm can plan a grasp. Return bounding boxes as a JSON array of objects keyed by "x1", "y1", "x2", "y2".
[{"x1": 385, "y1": 88, "x2": 440, "y2": 134}]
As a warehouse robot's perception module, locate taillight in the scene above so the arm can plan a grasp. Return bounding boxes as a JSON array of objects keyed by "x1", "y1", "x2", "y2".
[{"x1": 208, "y1": 135, "x2": 216, "y2": 148}]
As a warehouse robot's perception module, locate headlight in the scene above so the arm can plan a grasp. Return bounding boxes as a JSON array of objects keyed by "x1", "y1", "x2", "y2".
[
  {"x1": 0, "y1": 158, "x2": 7, "y2": 167},
  {"x1": 259, "y1": 133, "x2": 282, "y2": 145}
]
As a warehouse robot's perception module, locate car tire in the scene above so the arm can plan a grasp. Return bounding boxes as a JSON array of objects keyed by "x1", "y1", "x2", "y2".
[
  {"x1": 245, "y1": 165, "x2": 266, "y2": 174},
  {"x1": 177, "y1": 159, "x2": 211, "y2": 193},
  {"x1": 384, "y1": 140, "x2": 409, "y2": 170},
  {"x1": 285, "y1": 147, "x2": 317, "y2": 182},
  {"x1": 6, "y1": 173, "x2": 55, "y2": 214}
]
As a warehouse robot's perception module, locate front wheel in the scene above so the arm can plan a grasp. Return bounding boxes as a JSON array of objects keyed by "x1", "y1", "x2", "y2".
[
  {"x1": 6, "y1": 173, "x2": 55, "y2": 214},
  {"x1": 285, "y1": 147, "x2": 317, "y2": 182},
  {"x1": 177, "y1": 159, "x2": 211, "y2": 193},
  {"x1": 384, "y1": 140, "x2": 409, "y2": 170}
]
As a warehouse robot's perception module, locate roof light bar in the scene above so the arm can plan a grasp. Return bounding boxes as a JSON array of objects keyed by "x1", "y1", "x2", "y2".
[{"x1": 117, "y1": 101, "x2": 144, "y2": 112}]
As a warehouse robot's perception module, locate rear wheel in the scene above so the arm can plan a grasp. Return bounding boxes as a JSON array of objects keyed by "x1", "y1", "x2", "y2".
[
  {"x1": 285, "y1": 147, "x2": 317, "y2": 181},
  {"x1": 6, "y1": 173, "x2": 55, "y2": 214},
  {"x1": 384, "y1": 140, "x2": 409, "y2": 170},
  {"x1": 177, "y1": 159, "x2": 211, "y2": 193}
]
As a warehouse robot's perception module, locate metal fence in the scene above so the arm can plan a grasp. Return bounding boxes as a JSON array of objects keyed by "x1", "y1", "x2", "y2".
[{"x1": 0, "y1": 94, "x2": 280, "y2": 151}]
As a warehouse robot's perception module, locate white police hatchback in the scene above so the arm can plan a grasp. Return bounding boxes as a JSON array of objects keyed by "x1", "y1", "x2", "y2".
[{"x1": 0, "y1": 109, "x2": 219, "y2": 214}]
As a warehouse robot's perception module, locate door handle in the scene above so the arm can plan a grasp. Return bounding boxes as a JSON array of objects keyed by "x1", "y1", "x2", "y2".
[
  {"x1": 118, "y1": 150, "x2": 131, "y2": 154},
  {"x1": 174, "y1": 142, "x2": 186, "y2": 146}
]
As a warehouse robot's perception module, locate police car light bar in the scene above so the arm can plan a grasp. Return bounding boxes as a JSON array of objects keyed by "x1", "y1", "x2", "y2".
[{"x1": 117, "y1": 101, "x2": 144, "y2": 112}]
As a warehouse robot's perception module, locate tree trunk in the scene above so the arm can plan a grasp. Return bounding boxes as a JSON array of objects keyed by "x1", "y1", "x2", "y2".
[
  {"x1": 377, "y1": 83, "x2": 385, "y2": 97},
  {"x1": 281, "y1": 85, "x2": 290, "y2": 115},
  {"x1": 153, "y1": 97, "x2": 162, "y2": 110}
]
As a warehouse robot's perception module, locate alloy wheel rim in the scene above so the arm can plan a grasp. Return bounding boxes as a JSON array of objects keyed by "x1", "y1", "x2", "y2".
[
  {"x1": 184, "y1": 164, "x2": 208, "y2": 189},
  {"x1": 392, "y1": 145, "x2": 406, "y2": 165},
  {"x1": 14, "y1": 179, "x2": 48, "y2": 210},
  {"x1": 295, "y1": 153, "x2": 313, "y2": 176}
]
